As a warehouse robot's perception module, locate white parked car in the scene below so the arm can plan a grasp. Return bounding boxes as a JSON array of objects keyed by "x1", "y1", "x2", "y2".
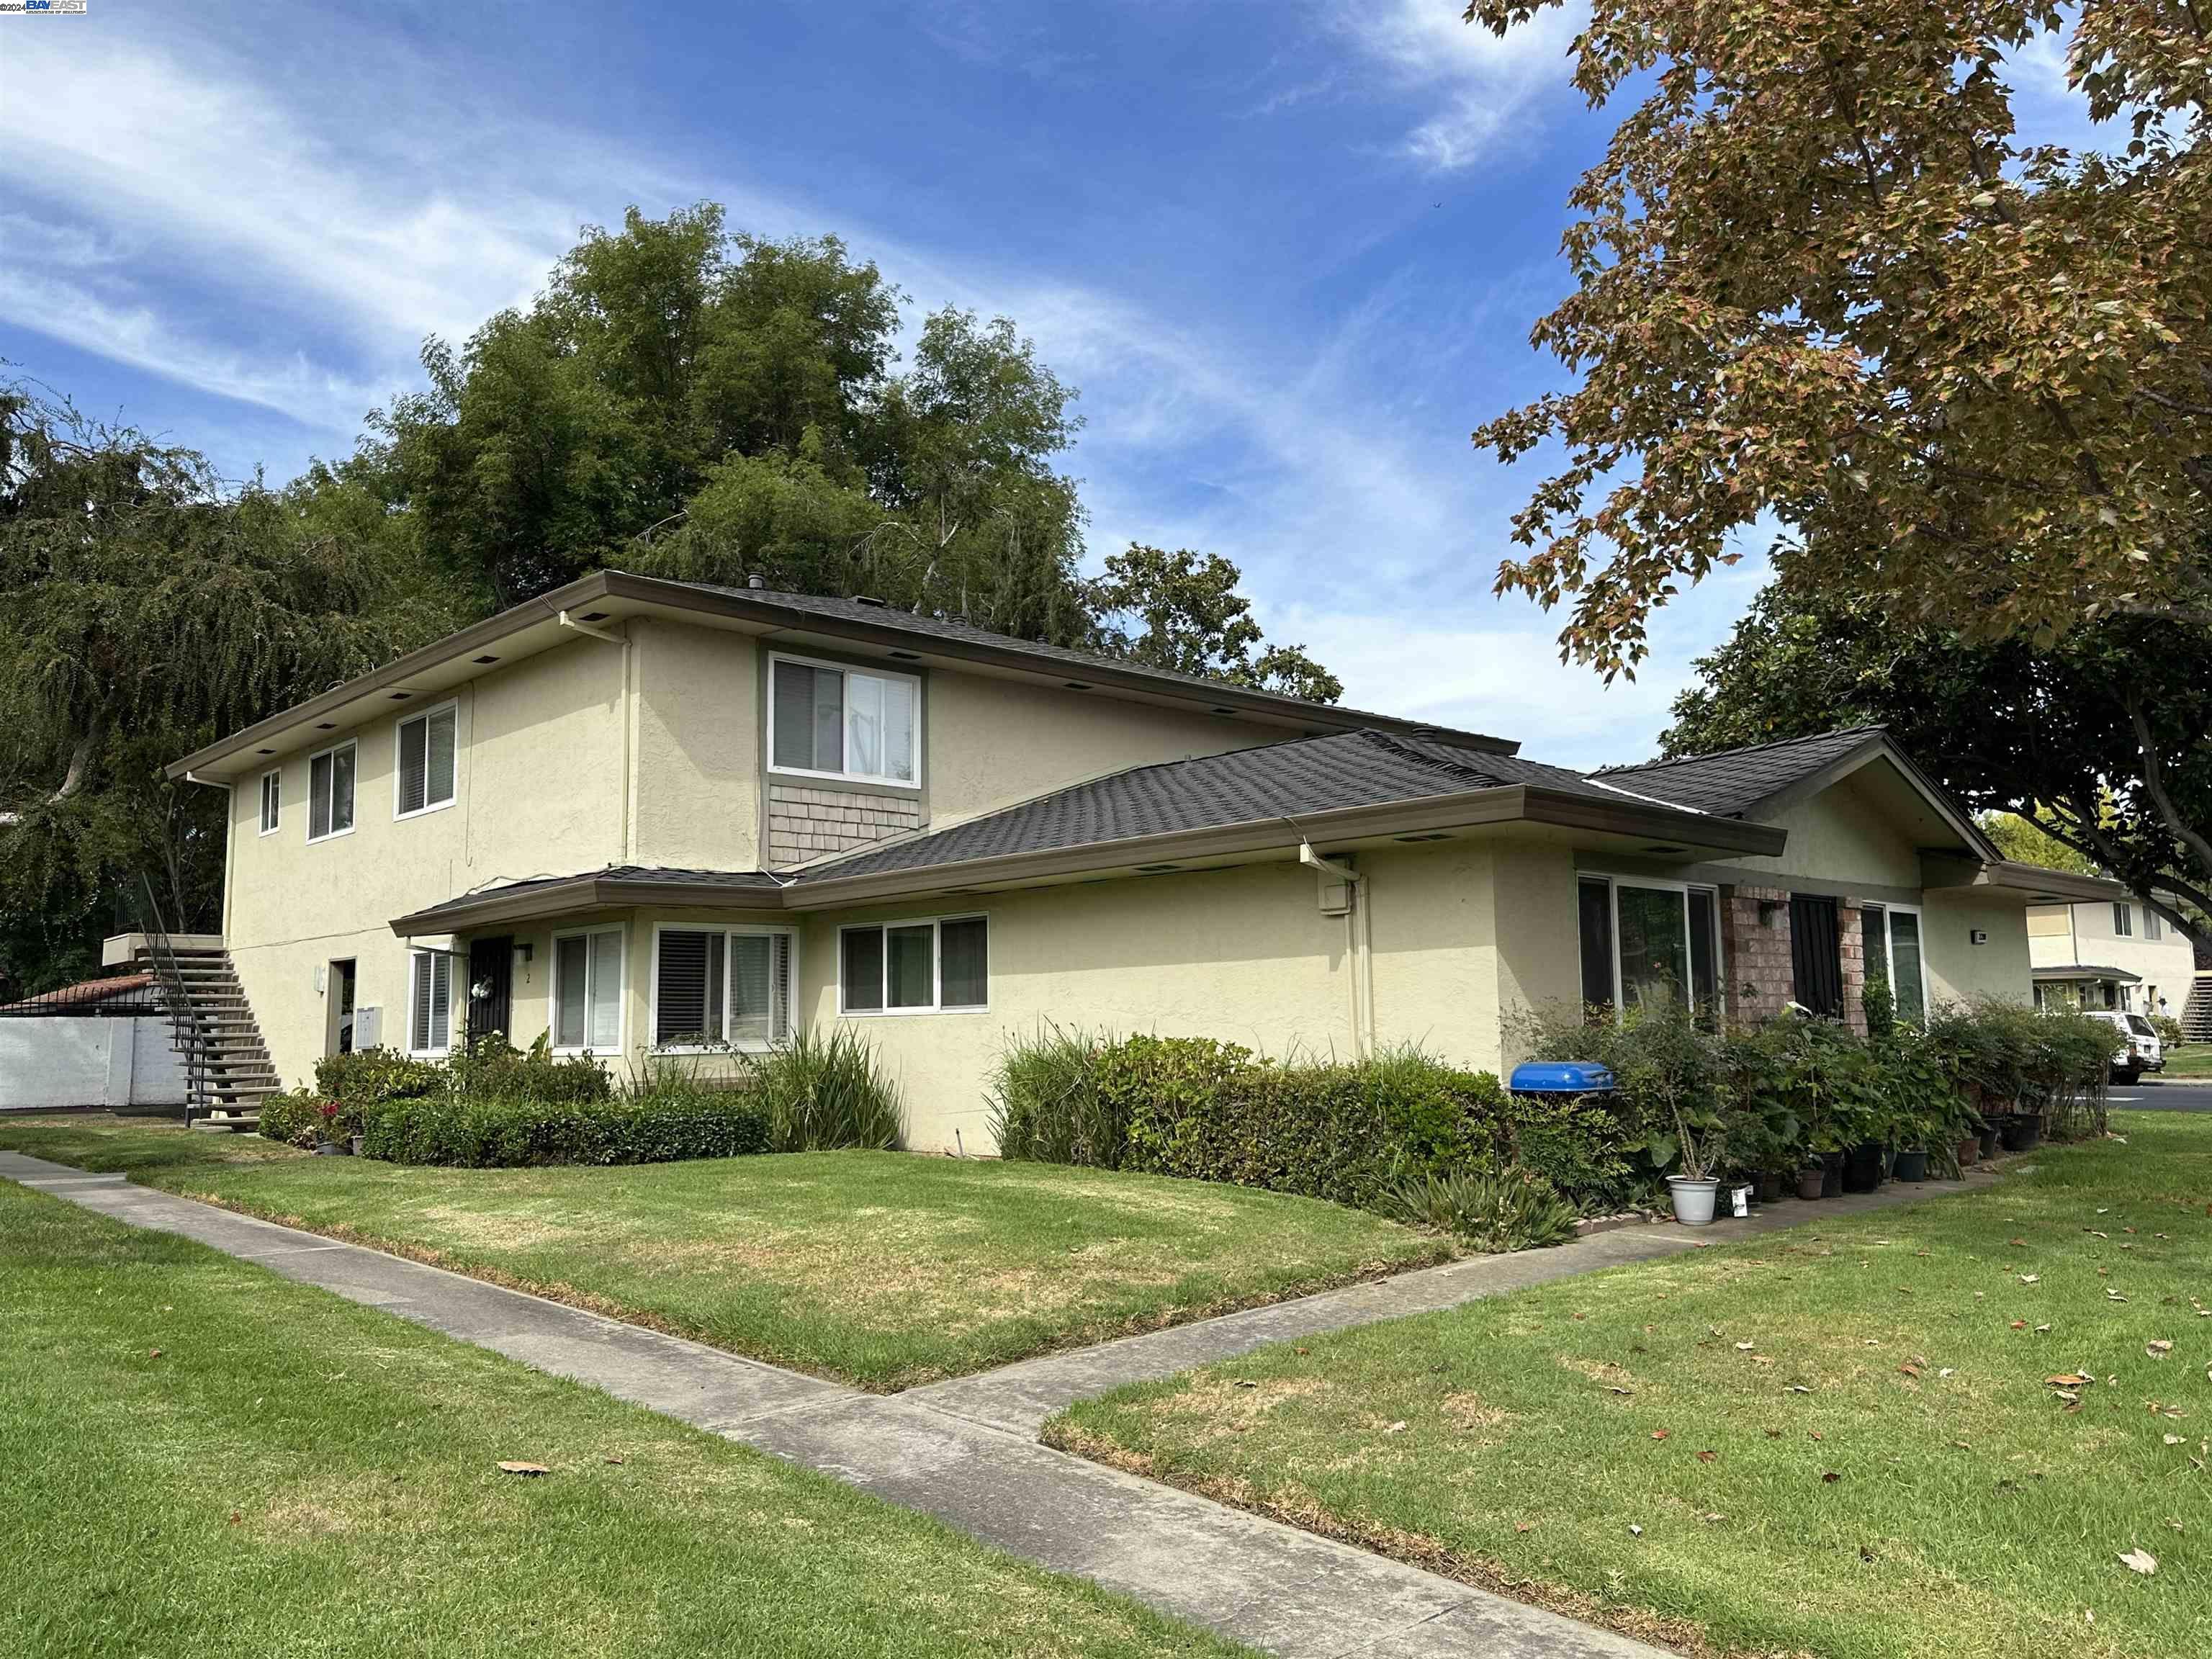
[{"x1": 2082, "y1": 1010, "x2": 2163, "y2": 1082}]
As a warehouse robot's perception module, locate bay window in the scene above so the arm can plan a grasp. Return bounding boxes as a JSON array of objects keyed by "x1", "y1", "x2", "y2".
[
  {"x1": 652, "y1": 927, "x2": 793, "y2": 1049},
  {"x1": 1575, "y1": 876, "x2": 1720, "y2": 1017},
  {"x1": 769, "y1": 654, "x2": 919, "y2": 786},
  {"x1": 553, "y1": 926, "x2": 624, "y2": 1051},
  {"x1": 840, "y1": 915, "x2": 988, "y2": 1014}
]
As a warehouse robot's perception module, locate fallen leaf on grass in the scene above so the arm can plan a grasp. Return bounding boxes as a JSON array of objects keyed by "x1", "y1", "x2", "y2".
[
  {"x1": 1514, "y1": 1521, "x2": 1534, "y2": 1534},
  {"x1": 1628, "y1": 1524, "x2": 1643, "y2": 1537},
  {"x1": 1810, "y1": 1430, "x2": 1825, "y2": 1442},
  {"x1": 2164, "y1": 1435, "x2": 2185, "y2": 1447},
  {"x1": 1735, "y1": 1341, "x2": 1755, "y2": 1351},
  {"x1": 1899, "y1": 1362, "x2": 1923, "y2": 1378},
  {"x1": 2010, "y1": 1238, "x2": 2028, "y2": 1247},
  {"x1": 497, "y1": 1462, "x2": 549, "y2": 1477},
  {"x1": 1787, "y1": 1385, "x2": 1815, "y2": 1394},
  {"x1": 603, "y1": 1455, "x2": 626, "y2": 1465},
  {"x1": 1822, "y1": 1470, "x2": 1841, "y2": 1484},
  {"x1": 1938, "y1": 1367, "x2": 1956, "y2": 1378},
  {"x1": 1696, "y1": 1449, "x2": 1717, "y2": 1463},
  {"x1": 1385, "y1": 1421, "x2": 1408, "y2": 1434},
  {"x1": 2011, "y1": 1321, "x2": 2028, "y2": 1330},
  {"x1": 2107, "y1": 1290, "x2": 2130, "y2": 1303},
  {"x1": 2118, "y1": 1548, "x2": 2157, "y2": 1575},
  {"x1": 148, "y1": 1349, "x2": 162, "y2": 1359},
  {"x1": 2146, "y1": 1341, "x2": 2174, "y2": 1357},
  {"x1": 2049, "y1": 1374, "x2": 2092, "y2": 1386},
  {"x1": 2036, "y1": 1323, "x2": 2054, "y2": 1334},
  {"x1": 1650, "y1": 1429, "x2": 1670, "y2": 1440},
  {"x1": 2019, "y1": 1274, "x2": 2041, "y2": 1285},
  {"x1": 1701, "y1": 1511, "x2": 1726, "y2": 1524}
]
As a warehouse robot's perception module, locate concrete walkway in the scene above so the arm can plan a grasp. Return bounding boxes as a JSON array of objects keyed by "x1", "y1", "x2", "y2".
[{"x1": 0, "y1": 1150, "x2": 1999, "y2": 1659}]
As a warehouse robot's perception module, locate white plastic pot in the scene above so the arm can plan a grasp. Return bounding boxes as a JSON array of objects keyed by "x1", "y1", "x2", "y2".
[{"x1": 1667, "y1": 1176, "x2": 1719, "y2": 1226}]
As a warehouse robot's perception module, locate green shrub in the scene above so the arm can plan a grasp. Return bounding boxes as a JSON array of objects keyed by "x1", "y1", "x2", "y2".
[
  {"x1": 739, "y1": 1026, "x2": 903, "y2": 1151},
  {"x1": 362, "y1": 1092, "x2": 770, "y2": 1167},
  {"x1": 991, "y1": 1022, "x2": 1127, "y2": 1168},
  {"x1": 314, "y1": 1047, "x2": 444, "y2": 1109},
  {"x1": 2152, "y1": 1013, "x2": 2185, "y2": 1048},
  {"x1": 1378, "y1": 1166, "x2": 1581, "y2": 1251},
  {"x1": 257, "y1": 1088, "x2": 324, "y2": 1149},
  {"x1": 446, "y1": 1033, "x2": 613, "y2": 1105}
]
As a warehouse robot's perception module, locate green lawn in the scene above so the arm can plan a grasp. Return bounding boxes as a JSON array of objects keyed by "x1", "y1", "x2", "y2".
[
  {"x1": 0, "y1": 1116, "x2": 1443, "y2": 1390},
  {"x1": 1051, "y1": 1112, "x2": 2211, "y2": 1659},
  {"x1": 0, "y1": 1178, "x2": 1244, "y2": 1659},
  {"x1": 2154, "y1": 1044, "x2": 2212, "y2": 1078}
]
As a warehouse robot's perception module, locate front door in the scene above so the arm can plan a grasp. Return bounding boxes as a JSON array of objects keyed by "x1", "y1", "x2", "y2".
[
  {"x1": 326, "y1": 959, "x2": 357, "y2": 1055},
  {"x1": 1789, "y1": 894, "x2": 1843, "y2": 1018},
  {"x1": 466, "y1": 936, "x2": 513, "y2": 1048}
]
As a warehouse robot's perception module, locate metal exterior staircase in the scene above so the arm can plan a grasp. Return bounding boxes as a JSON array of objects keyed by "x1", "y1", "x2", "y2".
[
  {"x1": 128, "y1": 937, "x2": 279, "y2": 1129},
  {"x1": 2184, "y1": 971, "x2": 2212, "y2": 1044}
]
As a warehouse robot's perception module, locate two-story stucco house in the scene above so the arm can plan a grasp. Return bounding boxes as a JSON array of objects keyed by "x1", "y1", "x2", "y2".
[
  {"x1": 163, "y1": 570, "x2": 2105, "y2": 1151},
  {"x1": 2028, "y1": 893, "x2": 2200, "y2": 1017}
]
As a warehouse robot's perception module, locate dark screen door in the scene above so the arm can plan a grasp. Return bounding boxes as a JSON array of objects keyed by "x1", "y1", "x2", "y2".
[
  {"x1": 1789, "y1": 895, "x2": 1843, "y2": 1018},
  {"x1": 466, "y1": 936, "x2": 513, "y2": 1047}
]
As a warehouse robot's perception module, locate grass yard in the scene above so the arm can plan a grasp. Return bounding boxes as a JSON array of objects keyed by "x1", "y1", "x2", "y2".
[
  {"x1": 0, "y1": 1178, "x2": 1244, "y2": 1659},
  {"x1": 0, "y1": 1116, "x2": 1443, "y2": 1390},
  {"x1": 2154, "y1": 1044, "x2": 2212, "y2": 1079},
  {"x1": 1050, "y1": 1112, "x2": 2212, "y2": 1659}
]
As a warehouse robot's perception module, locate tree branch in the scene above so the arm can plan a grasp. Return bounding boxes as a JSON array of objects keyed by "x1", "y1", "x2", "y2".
[
  {"x1": 2128, "y1": 691, "x2": 2212, "y2": 878},
  {"x1": 45, "y1": 734, "x2": 93, "y2": 806}
]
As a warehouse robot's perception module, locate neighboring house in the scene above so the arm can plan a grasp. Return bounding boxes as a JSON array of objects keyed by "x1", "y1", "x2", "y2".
[
  {"x1": 0, "y1": 971, "x2": 189, "y2": 1112},
  {"x1": 165, "y1": 570, "x2": 2092, "y2": 1151},
  {"x1": 2028, "y1": 894, "x2": 2199, "y2": 1018}
]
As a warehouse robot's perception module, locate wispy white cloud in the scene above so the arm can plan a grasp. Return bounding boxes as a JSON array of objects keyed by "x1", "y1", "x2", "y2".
[{"x1": 1322, "y1": 0, "x2": 1585, "y2": 171}]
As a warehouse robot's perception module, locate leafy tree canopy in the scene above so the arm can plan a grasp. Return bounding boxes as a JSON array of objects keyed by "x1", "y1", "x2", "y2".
[
  {"x1": 1467, "y1": 0, "x2": 2212, "y2": 675},
  {"x1": 0, "y1": 385, "x2": 464, "y2": 993},
  {"x1": 1087, "y1": 544, "x2": 1344, "y2": 701}
]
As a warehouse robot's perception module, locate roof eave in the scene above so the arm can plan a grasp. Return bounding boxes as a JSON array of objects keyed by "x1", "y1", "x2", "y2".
[{"x1": 388, "y1": 871, "x2": 785, "y2": 937}]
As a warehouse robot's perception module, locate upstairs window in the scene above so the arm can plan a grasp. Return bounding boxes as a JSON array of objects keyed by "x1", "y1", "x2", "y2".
[
  {"x1": 839, "y1": 915, "x2": 988, "y2": 1014},
  {"x1": 307, "y1": 741, "x2": 356, "y2": 842},
  {"x1": 652, "y1": 927, "x2": 793, "y2": 1050},
  {"x1": 2113, "y1": 902, "x2": 2134, "y2": 937},
  {"x1": 408, "y1": 948, "x2": 452, "y2": 1054},
  {"x1": 258, "y1": 768, "x2": 282, "y2": 835},
  {"x1": 769, "y1": 655, "x2": 918, "y2": 786},
  {"x1": 395, "y1": 703, "x2": 458, "y2": 818},
  {"x1": 2145, "y1": 908, "x2": 2163, "y2": 941}
]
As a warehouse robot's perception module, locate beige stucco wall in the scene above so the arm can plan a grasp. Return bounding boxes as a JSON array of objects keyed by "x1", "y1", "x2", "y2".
[
  {"x1": 631, "y1": 621, "x2": 762, "y2": 872},
  {"x1": 223, "y1": 638, "x2": 628, "y2": 1087},
  {"x1": 923, "y1": 671, "x2": 1277, "y2": 827},
  {"x1": 1716, "y1": 773, "x2": 1925, "y2": 891},
  {"x1": 1923, "y1": 891, "x2": 2033, "y2": 1006}
]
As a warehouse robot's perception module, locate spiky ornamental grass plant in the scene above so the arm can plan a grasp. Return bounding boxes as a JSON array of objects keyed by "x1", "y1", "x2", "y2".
[{"x1": 742, "y1": 1025, "x2": 904, "y2": 1152}]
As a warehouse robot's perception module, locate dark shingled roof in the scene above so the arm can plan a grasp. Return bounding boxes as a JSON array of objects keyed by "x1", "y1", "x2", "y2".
[
  {"x1": 798, "y1": 729, "x2": 1658, "y2": 884},
  {"x1": 397, "y1": 866, "x2": 783, "y2": 927},
  {"x1": 634, "y1": 577, "x2": 1514, "y2": 751},
  {"x1": 1595, "y1": 727, "x2": 1887, "y2": 817}
]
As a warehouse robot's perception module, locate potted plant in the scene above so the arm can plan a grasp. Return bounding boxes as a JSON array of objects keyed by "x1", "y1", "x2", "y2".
[
  {"x1": 313, "y1": 1100, "x2": 353, "y2": 1156},
  {"x1": 1795, "y1": 1162, "x2": 1827, "y2": 1200},
  {"x1": 1658, "y1": 1102, "x2": 1726, "y2": 1226}
]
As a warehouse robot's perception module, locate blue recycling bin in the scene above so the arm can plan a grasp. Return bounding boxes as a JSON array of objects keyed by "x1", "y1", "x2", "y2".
[{"x1": 1508, "y1": 1061, "x2": 1616, "y2": 1098}]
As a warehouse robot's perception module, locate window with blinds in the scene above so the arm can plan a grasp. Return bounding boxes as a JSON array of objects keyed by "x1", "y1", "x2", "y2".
[
  {"x1": 408, "y1": 949, "x2": 452, "y2": 1053},
  {"x1": 554, "y1": 927, "x2": 624, "y2": 1051},
  {"x1": 653, "y1": 928, "x2": 793, "y2": 1048},
  {"x1": 307, "y1": 741, "x2": 355, "y2": 842},
  {"x1": 395, "y1": 704, "x2": 457, "y2": 817}
]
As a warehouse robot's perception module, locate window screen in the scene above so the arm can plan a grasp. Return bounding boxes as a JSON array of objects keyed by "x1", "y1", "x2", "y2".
[
  {"x1": 260, "y1": 770, "x2": 280, "y2": 833},
  {"x1": 1888, "y1": 909, "x2": 1926, "y2": 1025},
  {"x1": 655, "y1": 930, "x2": 724, "y2": 1045},
  {"x1": 397, "y1": 706, "x2": 457, "y2": 815},
  {"x1": 772, "y1": 660, "x2": 844, "y2": 773},
  {"x1": 1577, "y1": 879, "x2": 1614, "y2": 1010},
  {"x1": 1616, "y1": 884, "x2": 1690, "y2": 1010},
  {"x1": 939, "y1": 917, "x2": 989, "y2": 1008},
  {"x1": 729, "y1": 933, "x2": 791, "y2": 1046},
  {"x1": 1687, "y1": 888, "x2": 1718, "y2": 1015},
  {"x1": 554, "y1": 934, "x2": 589, "y2": 1048},
  {"x1": 841, "y1": 927, "x2": 885, "y2": 1012},
  {"x1": 310, "y1": 744, "x2": 354, "y2": 840},
  {"x1": 886, "y1": 924, "x2": 934, "y2": 1008}
]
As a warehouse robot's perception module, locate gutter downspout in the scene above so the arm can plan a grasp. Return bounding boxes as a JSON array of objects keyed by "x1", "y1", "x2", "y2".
[
  {"x1": 1299, "y1": 842, "x2": 1375, "y2": 1061},
  {"x1": 559, "y1": 611, "x2": 634, "y2": 864}
]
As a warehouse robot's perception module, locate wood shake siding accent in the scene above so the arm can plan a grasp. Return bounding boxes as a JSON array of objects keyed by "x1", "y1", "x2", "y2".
[{"x1": 768, "y1": 783, "x2": 922, "y2": 867}]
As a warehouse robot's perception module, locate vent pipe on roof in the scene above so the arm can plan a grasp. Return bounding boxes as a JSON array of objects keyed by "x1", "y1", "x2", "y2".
[{"x1": 747, "y1": 573, "x2": 765, "y2": 589}]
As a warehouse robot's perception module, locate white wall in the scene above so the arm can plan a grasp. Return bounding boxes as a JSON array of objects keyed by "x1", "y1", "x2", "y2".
[{"x1": 0, "y1": 1017, "x2": 188, "y2": 1110}]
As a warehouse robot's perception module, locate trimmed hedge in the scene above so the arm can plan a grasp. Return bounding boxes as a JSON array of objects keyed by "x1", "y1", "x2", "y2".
[
  {"x1": 362, "y1": 1093, "x2": 772, "y2": 1167},
  {"x1": 256, "y1": 1088, "x2": 325, "y2": 1150},
  {"x1": 992, "y1": 1033, "x2": 1639, "y2": 1214}
]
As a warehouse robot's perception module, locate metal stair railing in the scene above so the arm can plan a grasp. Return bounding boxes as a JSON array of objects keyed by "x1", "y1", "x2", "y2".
[{"x1": 135, "y1": 872, "x2": 211, "y2": 1127}]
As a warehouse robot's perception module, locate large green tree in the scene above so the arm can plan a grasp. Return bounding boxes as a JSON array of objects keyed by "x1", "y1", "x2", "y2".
[
  {"x1": 1087, "y1": 544, "x2": 1343, "y2": 701},
  {"x1": 1468, "y1": 0, "x2": 2212, "y2": 673},
  {"x1": 0, "y1": 387, "x2": 460, "y2": 994},
  {"x1": 1663, "y1": 575, "x2": 2212, "y2": 945}
]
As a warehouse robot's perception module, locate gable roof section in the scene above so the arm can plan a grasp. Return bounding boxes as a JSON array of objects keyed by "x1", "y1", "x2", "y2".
[{"x1": 1600, "y1": 727, "x2": 2000, "y2": 860}]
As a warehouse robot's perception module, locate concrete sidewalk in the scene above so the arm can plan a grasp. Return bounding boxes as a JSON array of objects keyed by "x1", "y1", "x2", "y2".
[{"x1": 0, "y1": 1148, "x2": 1999, "y2": 1658}]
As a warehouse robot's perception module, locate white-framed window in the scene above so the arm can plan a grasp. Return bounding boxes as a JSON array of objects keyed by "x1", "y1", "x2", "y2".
[
  {"x1": 1574, "y1": 876, "x2": 1719, "y2": 1017},
  {"x1": 552, "y1": 925, "x2": 625, "y2": 1052},
  {"x1": 2144, "y1": 908, "x2": 2163, "y2": 941},
  {"x1": 2113, "y1": 902, "x2": 2134, "y2": 938},
  {"x1": 768, "y1": 652, "x2": 920, "y2": 787},
  {"x1": 1858, "y1": 902, "x2": 1930, "y2": 1026},
  {"x1": 394, "y1": 701, "x2": 459, "y2": 819},
  {"x1": 307, "y1": 740, "x2": 356, "y2": 843},
  {"x1": 258, "y1": 768, "x2": 282, "y2": 836},
  {"x1": 408, "y1": 948, "x2": 454, "y2": 1055},
  {"x1": 649, "y1": 925, "x2": 795, "y2": 1051},
  {"x1": 837, "y1": 914, "x2": 989, "y2": 1015}
]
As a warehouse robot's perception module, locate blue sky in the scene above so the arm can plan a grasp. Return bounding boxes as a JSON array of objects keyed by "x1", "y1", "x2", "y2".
[{"x1": 0, "y1": 2, "x2": 2098, "y2": 767}]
